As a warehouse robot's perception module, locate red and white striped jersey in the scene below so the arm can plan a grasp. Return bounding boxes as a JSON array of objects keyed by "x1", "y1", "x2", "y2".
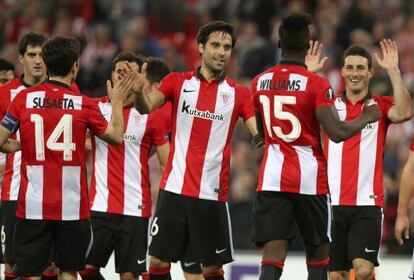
[
  {"x1": 89, "y1": 97, "x2": 169, "y2": 217},
  {"x1": 324, "y1": 95, "x2": 394, "y2": 206},
  {"x1": 158, "y1": 70, "x2": 255, "y2": 201},
  {"x1": 1, "y1": 80, "x2": 108, "y2": 220},
  {"x1": 0, "y1": 78, "x2": 28, "y2": 201},
  {"x1": 252, "y1": 62, "x2": 334, "y2": 195}
]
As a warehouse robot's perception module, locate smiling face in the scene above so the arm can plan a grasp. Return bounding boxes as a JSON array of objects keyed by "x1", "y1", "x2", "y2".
[
  {"x1": 199, "y1": 31, "x2": 233, "y2": 76},
  {"x1": 342, "y1": 55, "x2": 373, "y2": 95}
]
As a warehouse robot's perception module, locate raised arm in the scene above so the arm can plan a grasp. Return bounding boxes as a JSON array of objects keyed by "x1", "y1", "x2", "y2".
[
  {"x1": 374, "y1": 39, "x2": 413, "y2": 123},
  {"x1": 395, "y1": 149, "x2": 414, "y2": 245},
  {"x1": 316, "y1": 101, "x2": 381, "y2": 143},
  {"x1": 305, "y1": 40, "x2": 328, "y2": 73}
]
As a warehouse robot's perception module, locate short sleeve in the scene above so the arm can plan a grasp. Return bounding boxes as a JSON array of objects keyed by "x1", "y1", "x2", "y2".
[
  {"x1": 313, "y1": 76, "x2": 335, "y2": 108},
  {"x1": 377, "y1": 96, "x2": 395, "y2": 121},
  {"x1": 238, "y1": 86, "x2": 255, "y2": 121},
  {"x1": 85, "y1": 98, "x2": 108, "y2": 136},
  {"x1": 158, "y1": 73, "x2": 179, "y2": 102},
  {"x1": 149, "y1": 108, "x2": 170, "y2": 146}
]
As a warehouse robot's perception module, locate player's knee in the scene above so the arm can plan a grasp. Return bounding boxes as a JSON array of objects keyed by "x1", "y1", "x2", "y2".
[
  {"x1": 59, "y1": 270, "x2": 77, "y2": 280},
  {"x1": 354, "y1": 266, "x2": 374, "y2": 280},
  {"x1": 329, "y1": 271, "x2": 348, "y2": 280},
  {"x1": 202, "y1": 264, "x2": 222, "y2": 275},
  {"x1": 4, "y1": 263, "x2": 15, "y2": 273},
  {"x1": 120, "y1": 272, "x2": 137, "y2": 280}
]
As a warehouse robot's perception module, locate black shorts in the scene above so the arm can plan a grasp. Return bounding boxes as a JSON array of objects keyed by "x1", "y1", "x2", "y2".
[
  {"x1": 149, "y1": 190, "x2": 233, "y2": 265},
  {"x1": 329, "y1": 206, "x2": 382, "y2": 271},
  {"x1": 180, "y1": 261, "x2": 202, "y2": 274},
  {"x1": 14, "y1": 218, "x2": 93, "y2": 277},
  {"x1": 0, "y1": 200, "x2": 17, "y2": 264},
  {"x1": 87, "y1": 211, "x2": 149, "y2": 274},
  {"x1": 251, "y1": 191, "x2": 332, "y2": 247}
]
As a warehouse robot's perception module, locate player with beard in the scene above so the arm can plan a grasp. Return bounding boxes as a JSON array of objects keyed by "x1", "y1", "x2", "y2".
[{"x1": 134, "y1": 21, "x2": 263, "y2": 280}]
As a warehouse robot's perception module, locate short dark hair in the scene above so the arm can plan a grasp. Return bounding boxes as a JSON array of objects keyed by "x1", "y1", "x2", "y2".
[
  {"x1": 111, "y1": 51, "x2": 144, "y2": 72},
  {"x1": 42, "y1": 36, "x2": 81, "y2": 77},
  {"x1": 279, "y1": 13, "x2": 312, "y2": 53},
  {"x1": 145, "y1": 57, "x2": 171, "y2": 84},
  {"x1": 0, "y1": 58, "x2": 15, "y2": 71},
  {"x1": 342, "y1": 45, "x2": 372, "y2": 69},
  {"x1": 196, "y1": 21, "x2": 236, "y2": 49},
  {"x1": 18, "y1": 32, "x2": 47, "y2": 56}
]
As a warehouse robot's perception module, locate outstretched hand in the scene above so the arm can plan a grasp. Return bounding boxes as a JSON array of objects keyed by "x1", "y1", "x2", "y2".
[
  {"x1": 305, "y1": 40, "x2": 328, "y2": 73},
  {"x1": 374, "y1": 39, "x2": 399, "y2": 71}
]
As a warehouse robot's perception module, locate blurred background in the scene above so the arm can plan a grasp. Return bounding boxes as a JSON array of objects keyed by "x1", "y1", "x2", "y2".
[{"x1": 1, "y1": 0, "x2": 414, "y2": 257}]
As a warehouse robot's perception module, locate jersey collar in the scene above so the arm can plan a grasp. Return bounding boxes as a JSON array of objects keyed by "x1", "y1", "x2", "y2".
[
  {"x1": 341, "y1": 91, "x2": 372, "y2": 103},
  {"x1": 196, "y1": 67, "x2": 226, "y2": 83},
  {"x1": 19, "y1": 75, "x2": 48, "y2": 88},
  {"x1": 46, "y1": 79, "x2": 72, "y2": 90},
  {"x1": 279, "y1": 60, "x2": 307, "y2": 68}
]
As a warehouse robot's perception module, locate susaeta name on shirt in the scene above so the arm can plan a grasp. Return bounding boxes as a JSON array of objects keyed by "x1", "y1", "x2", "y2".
[
  {"x1": 26, "y1": 91, "x2": 82, "y2": 110},
  {"x1": 32, "y1": 97, "x2": 75, "y2": 109},
  {"x1": 181, "y1": 100, "x2": 224, "y2": 121}
]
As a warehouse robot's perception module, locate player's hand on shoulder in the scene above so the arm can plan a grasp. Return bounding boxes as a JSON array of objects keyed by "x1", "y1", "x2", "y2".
[
  {"x1": 362, "y1": 100, "x2": 381, "y2": 123},
  {"x1": 305, "y1": 40, "x2": 328, "y2": 73}
]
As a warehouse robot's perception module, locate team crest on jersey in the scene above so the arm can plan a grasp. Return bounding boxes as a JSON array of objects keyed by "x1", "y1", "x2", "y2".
[
  {"x1": 326, "y1": 88, "x2": 334, "y2": 100},
  {"x1": 134, "y1": 114, "x2": 140, "y2": 124},
  {"x1": 219, "y1": 92, "x2": 230, "y2": 104}
]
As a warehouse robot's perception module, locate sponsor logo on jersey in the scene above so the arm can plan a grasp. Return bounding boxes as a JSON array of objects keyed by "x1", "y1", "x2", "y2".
[
  {"x1": 32, "y1": 97, "x2": 75, "y2": 109},
  {"x1": 364, "y1": 123, "x2": 374, "y2": 130},
  {"x1": 123, "y1": 133, "x2": 138, "y2": 143},
  {"x1": 181, "y1": 100, "x2": 224, "y2": 121}
]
